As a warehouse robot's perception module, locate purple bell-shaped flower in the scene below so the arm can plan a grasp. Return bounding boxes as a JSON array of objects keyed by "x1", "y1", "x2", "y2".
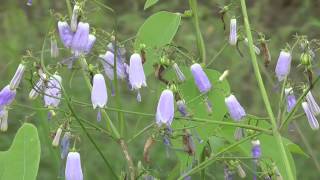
[
  {"x1": 0, "y1": 85, "x2": 16, "y2": 107},
  {"x1": 275, "y1": 51, "x2": 292, "y2": 81},
  {"x1": 99, "y1": 51, "x2": 127, "y2": 80},
  {"x1": 229, "y1": 18, "x2": 237, "y2": 45},
  {"x1": 302, "y1": 102, "x2": 319, "y2": 130},
  {"x1": 156, "y1": 89, "x2": 174, "y2": 126},
  {"x1": 65, "y1": 152, "x2": 83, "y2": 180},
  {"x1": 44, "y1": 74, "x2": 62, "y2": 108},
  {"x1": 225, "y1": 94, "x2": 246, "y2": 121},
  {"x1": 57, "y1": 21, "x2": 74, "y2": 48},
  {"x1": 91, "y1": 74, "x2": 108, "y2": 122},
  {"x1": 71, "y1": 22, "x2": 89, "y2": 56},
  {"x1": 84, "y1": 34, "x2": 96, "y2": 54},
  {"x1": 306, "y1": 91, "x2": 320, "y2": 116},
  {"x1": 284, "y1": 87, "x2": 296, "y2": 112},
  {"x1": 190, "y1": 63, "x2": 212, "y2": 93},
  {"x1": 129, "y1": 53, "x2": 147, "y2": 102}
]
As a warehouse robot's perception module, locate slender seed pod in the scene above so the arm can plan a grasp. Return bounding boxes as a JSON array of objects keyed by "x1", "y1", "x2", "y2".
[
  {"x1": 51, "y1": 37, "x2": 59, "y2": 58},
  {"x1": 143, "y1": 137, "x2": 155, "y2": 163}
]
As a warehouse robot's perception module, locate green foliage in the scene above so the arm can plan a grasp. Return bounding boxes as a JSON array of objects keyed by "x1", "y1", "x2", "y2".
[
  {"x1": 135, "y1": 11, "x2": 181, "y2": 75},
  {"x1": 0, "y1": 123, "x2": 40, "y2": 180},
  {"x1": 144, "y1": 0, "x2": 159, "y2": 10}
]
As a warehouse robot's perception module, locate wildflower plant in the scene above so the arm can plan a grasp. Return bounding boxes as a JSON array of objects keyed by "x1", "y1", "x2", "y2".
[{"x1": 1, "y1": 0, "x2": 320, "y2": 180}]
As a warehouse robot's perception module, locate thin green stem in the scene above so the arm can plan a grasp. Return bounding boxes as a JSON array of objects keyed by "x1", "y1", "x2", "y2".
[
  {"x1": 65, "y1": 0, "x2": 72, "y2": 18},
  {"x1": 240, "y1": 1, "x2": 294, "y2": 179},
  {"x1": 188, "y1": 0, "x2": 206, "y2": 64},
  {"x1": 293, "y1": 122, "x2": 320, "y2": 173},
  {"x1": 206, "y1": 42, "x2": 228, "y2": 67},
  {"x1": 177, "y1": 132, "x2": 261, "y2": 179}
]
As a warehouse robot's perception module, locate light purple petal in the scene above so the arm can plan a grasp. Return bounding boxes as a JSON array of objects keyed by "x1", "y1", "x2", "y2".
[
  {"x1": 91, "y1": 74, "x2": 108, "y2": 109},
  {"x1": 275, "y1": 51, "x2": 292, "y2": 81},
  {"x1": 0, "y1": 85, "x2": 16, "y2": 107},
  {"x1": 302, "y1": 102, "x2": 319, "y2": 130},
  {"x1": 65, "y1": 152, "x2": 83, "y2": 180},
  {"x1": 9, "y1": 64, "x2": 25, "y2": 90},
  {"x1": 129, "y1": 53, "x2": 147, "y2": 89},
  {"x1": 58, "y1": 21, "x2": 74, "y2": 48},
  {"x1": 44, "y1": 75, "x2": 62, "y2": 108},
  {"x1": 71, "y1": 22, "x2": 89, "y2": 56},
  {"x1": 229, "y1": 18, "x2": 237, "y2": 45},
  {"x1": 156, "y1": 89, "x2": 174, "y2": 126},
  {"x1": 225, "y1": 94, "x2": 246, "y2": 121},
  {"x1": 190, "y1": 63, "x2": 212, "y2": 93}
]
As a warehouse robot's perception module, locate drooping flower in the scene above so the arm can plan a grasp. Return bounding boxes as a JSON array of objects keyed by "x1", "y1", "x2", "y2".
[
  {"x1": 84, "y1": 34, "x2": 96, "y2": 54},
  {"x1": 225, "y1": 94, "x2": 246, "y2": 121},
  {"x1": 51, "y1": 37, "x2": 59, "y2": 58},
  {"x1": 156, "y1": 89, "x2": 174, "y2": 126},
  {"x1": 9, "y1": 63, "x2": 26, "y2": 90},
  {"x1": 244, "y1": 38, "x2": 260, "y2": 55},
  {"x1": 284, "y1": 87, "x2": 296, "y2": 112},
  {"x1": 173, "y1": 63, "x2": 186, "y2": 82},
  {"x1": 44, "y1": 74, "x2": 62, "y2": 108},
  {"x1": 26, "y1": 0, "x2": 32, "y2": 6},
  {"x1": 177, "y1": 100, "x2": 188, "y2": 117},
  {"x1": 236, "y1": 163, "x2": 246, "y2": 178},
  {"x1": 0, "y1": 85, "x2": 16, "y2": 107},
  {"x1": 65, "y1": 152, "x2": 83, "y2": 180},
  {"x1": 302, "y1": 102, "x2": 319, "y2": 130},
  {"x1": 58, "y1": 21, "x2": 74, "y2": 48},
  {"x1": 229, "y1": 18, "x2": 237, "y2": 45},
  {"x1": 190, "y1": 63, "x2": 212, "y2": 93},
  {"x1": 224, "y1": 165, "x2": 234, "y2": 180},
  {"x1": 0, "y1": 108, "x2": 8, "y2": 132},
  {"x1": 60, "y1": 132, "x2": 71, "y2": 159},
  {"x1": 305, "y1": 91, "x2": 320, "y2": 116},
  {"x1": 129, "y1": 53, "x2": 147, "y2": 101},
  {"x1": 275, "y1": 51, "x2": 292, "y2": 81},
  {"x1": 71, "y1": 22, "x2": 89, "y2": 56},
  {"x1": 52, "y1": 127, "x2": 63, "y2": 147},
  {"x1": 71, "y1": 4, "x2": 80, "y2": 32},
  {"x1": 91, "y1": 74, "x2": 108, "y2": 109},
  {"x1": 251, "y1": 140, "x2": 261, "y2": 160},
  {"x1": 99, "y1": 51, "x2": 127, "y2": 80},
  {"x1": 29, "y1": 74, "x2": 46, "y2": 100}
]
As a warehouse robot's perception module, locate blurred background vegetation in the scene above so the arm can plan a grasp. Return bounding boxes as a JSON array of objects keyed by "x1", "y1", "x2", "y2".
[{"x1": 0, "y1": 0, "x2": 319, "y2": 179}]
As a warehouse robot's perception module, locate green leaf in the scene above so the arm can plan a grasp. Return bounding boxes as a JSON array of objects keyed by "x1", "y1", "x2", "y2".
[
  {"x1": 284, "y1": 138, "x2": 309, "y2": 158},
  {"x1": 135, "y1": 11, "x2": 181, "y2": 75},
  {"x1": 144, "y1": 0, "x2": 159, "y2": 10},
  {"x1": 0, "y1": 123, "x2": 41, "y2": 180}
]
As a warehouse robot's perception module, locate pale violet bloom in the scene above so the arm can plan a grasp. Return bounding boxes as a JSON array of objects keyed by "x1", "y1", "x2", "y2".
[
  {"x1": 44, "y1": 74, "x2": 62, "y2": 108},
  {"x1": 52, "y1": 127, "x2": 63, "y2": 147},
  {"x1": 275, "y1": 51, "x2": 292, "y2": 81},
  {"x1": 99, "y1": 51, "x2": 127, "y2": 80},
  {"x1": 244, "y1": 38, "x2": 260, "y2": 55},
  {"x1": 84, "y1": 34, "x2": 96, "y2": 54},
  {"x1": 58, "y1": 21, "x2": 74, "y2": 48},
  {"x1": 284, "y1": 87, "x2": 296, "y2": 112},
  {"x1": 9, "y1": 63, "x2": 26, "y2": 90},
  {"x1": 177, "y1": 100, "x2": 188, "y2": 117},
  {"x1": 306, "y1": 91, "x2": 320, "y2": 116},
  {"x1": 26, "y1": 0, "x2": 32, "y2": 6},
  {"x1": 302, "y1": 102, "x2": 319, "y2": 130},
  {"x1": 229, "y1": 18, "x2": 237, "y2": 45},
  {"x1": 91, "y1": 74, "x2": 108, "y2": 109},
  {"x1": 65, "y1": 152, "x2": 83, "y2": 180},
  {"x1": 190, "y1": 63, "x2": 212, "y2": 93},
  {"x1": 225, "y1": 94, "x2": 246, "y2": 121},
  {"x1": 173, "y1": 63, "x2": 185, "y2": 82},
  {"x1": 51, "y1": 38, "x2": 59, "y2": 58},
  {"x1": 156, "y1": 89, "x2": 174, "y2": 126},
  {"x1": 129, "y1": 53, "x2": 147, "y2": 102},
  {"x1": 71, "y1": 4, "x2": 80, "y2": 32},
  {"x1": 0, "y1": 108, "x2": 8, "y2": 132},
  {"x1": 251, "y1": 140, "x2": 261, "y2": 160},
  {"x1": 60, "y1": 132, "x2": 71, "y2": 159},
  {"x1": 29, "y1": 74, "x2": 46, "y2": 100},
  {"x1": 0, "y1": 85, "x2": 16, "y2": 107},
  {"x1": 71, "y1": 22, "x2": 89, "y2": 56}
]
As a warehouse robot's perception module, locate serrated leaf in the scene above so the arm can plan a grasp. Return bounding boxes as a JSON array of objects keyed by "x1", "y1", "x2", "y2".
[
  {"x1": 135, "y1": 11, "x2": 181, "y2": 75},
  {"x1": 144, "y1": 0, "x2": 159, "y2": 10},
  {"x1": 0, "y1": 123, "x2": 41, "y2": 180}
]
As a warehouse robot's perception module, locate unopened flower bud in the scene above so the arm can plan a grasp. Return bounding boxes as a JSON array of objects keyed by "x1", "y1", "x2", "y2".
[
  {"x1": 71, "y1": 4, "x2": 80, "y2": 32},
  {"x1": 9, "y1": 64, "x2": 26, "y2": 90},
  {"x1": 219, "y1": 70, "x2": 229, "y2": 82},
  {"x1": 52, "y1": 127, "x2": 63, "y2": 147},
  {"x1": 229, "y1": 18, "x2": 237, "y2": 45}
]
